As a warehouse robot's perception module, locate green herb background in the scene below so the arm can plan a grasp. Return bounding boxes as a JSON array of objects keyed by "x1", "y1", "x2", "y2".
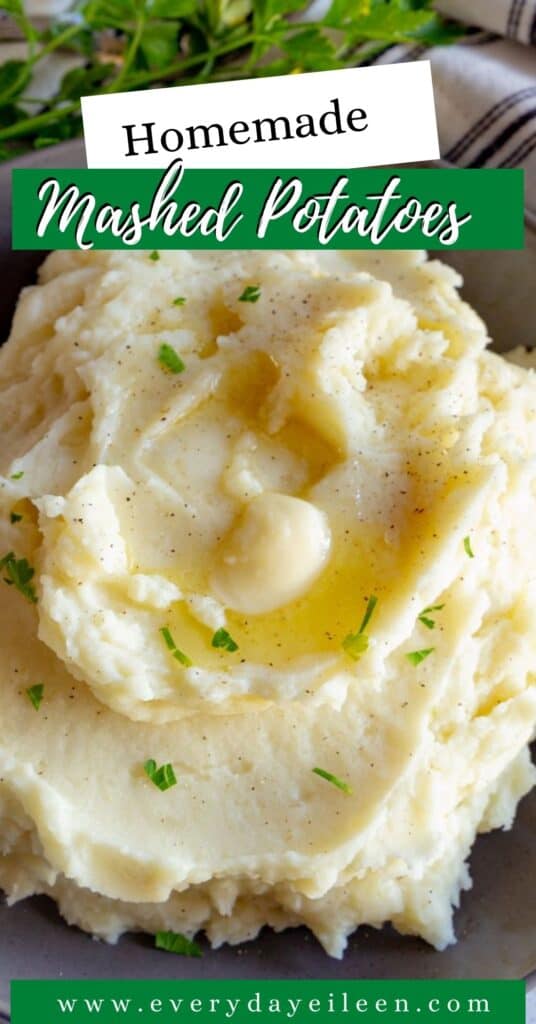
[{"x1": 0, "y1": 0, "x2": 462, "y2": 162}]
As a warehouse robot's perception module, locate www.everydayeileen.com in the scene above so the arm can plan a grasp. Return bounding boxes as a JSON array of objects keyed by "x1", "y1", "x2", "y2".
[{"x1": 55, "y1": 992, "x2": 492, "y2": 1018}]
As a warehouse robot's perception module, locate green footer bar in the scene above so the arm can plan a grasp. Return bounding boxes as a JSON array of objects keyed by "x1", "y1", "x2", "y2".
[{"x1": 10, "y1": 980, "x2": 526, "y2": 1024}]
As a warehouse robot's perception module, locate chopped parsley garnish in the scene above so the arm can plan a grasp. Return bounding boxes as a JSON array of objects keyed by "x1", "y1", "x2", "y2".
[
  {"x1": 144, "y1": 759, "x2": 177, "y2": 791},
  {"x1": 159, "y1": 626, "x2": 176, "y2": 651},
  {"x1": 158, "y1": 343, "x2": 185, "y2": 375},
  {"x1": 312, "y1": 767, "x2": 352, "y2": 795},
  {"x1": 418, "y1": 603, "x2": 445, "y2": 630},
  {"x1": 211, "y1": 628, "x2": 239, "y2": 652},
  {"x1": 238, "y1": 285, "x2": 261, "y2": 303},
  {"x1": 342, "y1": 594, "x2": 378, "y2": 661},
  {"x1": 149, "y1": 250, "x2": 160, "y2": 261},
  {"x1": 173, "y1": 648, "x2": 192, "y2": 667},
  {"x1": 0, "y1": 552, "x2": 37, "y2": 603},
  {"x1": 464, "y1": 535, "x2": 474, "y2": 558},
  {"x1": 406, "y1": 648, "x2": 434, "y2": 666},
  {"x1": 10, "y1": 471, "x2": 24, "y2": 480},
  {"x1": 342, "y1": 632, "x2": 368, "y2": 659},
  {"x1": 172, "y1": 297, "x2": 186, "y2": 306},
  {"x1": 10, "y1": 512, "x2": 22, "y2": 524},
  {"x1": 155, "y1": 930, "x2": 201, "y2": 957},
  {"x1": 26, "y1": 683, "x2": 44, "y2": 711},
  {"x1": 159, "y1": 625, "x2": 192, "y2": 667}
]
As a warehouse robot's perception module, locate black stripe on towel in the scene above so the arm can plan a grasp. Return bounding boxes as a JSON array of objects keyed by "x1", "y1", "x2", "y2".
[
  {"x1": 396, "y1": 44, "x2": 428, "y2": 63},
  {"x1": 360, "y1": 44, "x2": 398, "y2": 67},
  {"x1": 469, "y1": 32, "x2": 502, "y2": 46},
  {"x1": 468, "y1": 108, "x2": 536, "y2": 167},
  {"x1": 507, "y1": 0, "x2": 527, "y2": 36},
  {"x1": 499, "y1": 130, "x2": 536, "y2": 168},
  {"x1": 445, "y1": 87, "x2": 536, "y2": 162}
]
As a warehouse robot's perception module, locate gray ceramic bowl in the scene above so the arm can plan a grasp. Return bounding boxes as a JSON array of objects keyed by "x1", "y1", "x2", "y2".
[{"x1": 0, "y1": 142, "x2": 535, "y2": 1010}]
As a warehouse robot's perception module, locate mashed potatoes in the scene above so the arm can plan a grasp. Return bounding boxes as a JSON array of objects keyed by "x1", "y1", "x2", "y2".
[{"x1": 0, "y1": 249, "x2": 534, "y2": 956}]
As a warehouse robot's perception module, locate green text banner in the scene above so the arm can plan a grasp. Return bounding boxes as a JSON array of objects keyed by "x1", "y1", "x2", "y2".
[{"x1": 11, "y1": 164, "x2": 524, "y2": 250}]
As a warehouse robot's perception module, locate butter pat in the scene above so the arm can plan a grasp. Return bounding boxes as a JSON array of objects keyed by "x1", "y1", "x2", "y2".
[{"x1": 211, "y1": 493, "x2": 331, "y2": 614}]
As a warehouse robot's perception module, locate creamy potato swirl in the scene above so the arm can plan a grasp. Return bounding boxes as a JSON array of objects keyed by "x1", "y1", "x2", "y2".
[{"x1": 0, "y1": 250, "x2": 534, "y2": 955}]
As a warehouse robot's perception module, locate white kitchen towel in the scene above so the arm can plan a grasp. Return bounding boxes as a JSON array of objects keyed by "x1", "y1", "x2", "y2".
[
  {"x1": 437, "y1": 0, "x2": 536, "y2": 45},
  {"x1": 366, "y1": 1, "x2": 536, "y2": 221}
]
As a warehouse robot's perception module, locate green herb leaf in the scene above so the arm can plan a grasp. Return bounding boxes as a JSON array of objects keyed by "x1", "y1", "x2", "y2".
[
  {"x1": 150, "y1": 0, "x2": 198, "y2": 16},
  {"x1": 144, "y1": 759, "x2": 178, "y2": 791},
  {"x1": 312, "y1": 767, "x2": 352, "y2": 794},
  {"x1": 10, "y1": 471, "x2": 24, "y2": 480},
  {"x1": 418, "y1": 603, "x2": 445, "y2": 630},
  {"x1": 149, "y1": 250, "x2": 160, "y2": 261},
  {"x1": 0, "y1": 0, "x2": 26, "y2": 15},
  {"x1": 26, "y1": 683, "x2": 44, "y2": 711},
  {"x1": 172, "y1": 296, "x2": 186, "y2": 306},
  {"x1": 10, "y1": 512, "x2": 22, "y2": 524},
  {"x1": 0, "y1": 107, "x2": 26, "y2": 135},
  {"x1": 342, "y1": 631, "x2": 369, "y2": 659},
  {"x1": 160, "y1": 625, "x2": 176, "y2": 651},
  {"x1": 0, "y1": 551, "x2": 37, "y2": 603},
  {"x1": 155, "y1": 930, "x2": 202, "y2": 957},
  {"x1": 342, "y1": 594, "x2": 378, "y2": 661},
  {"x1": 83, "y1": 0, "x2": 142, "y2": 31},
  {"x1": 406, "y1": 647, "x2": 434, "y2": 666},
  {"x1": 238, "y1": 285, "x2": 261, "y2": 303},
  {"x1": 160, "y1": 625, "x2": 192, "y2": 666},
  {"x1": 0, "y1": 1, "x2": 39, "y2": 48},
  {"x1": 211, "y1": 627, "x2": 239, "y2": 652},
  {"x1": 173, "y1": 647, "x2": 192, "y2": 667},
  {"x1": 140, "y1": 21, "x2": 179, "y2": 70},
  {"x1": 357, "y1": 593, "x2": 378, "y2": 634},
  {"x1": 58, "y1": 63, "x2": 115, "y2": 102},
  {"x1": 33, "y1": 137, "x2": 61, "y2": 149},
  {"x1": 282, "y1": 27, "x2": 337, "y2": 70},
  {"x1": 154, "y1": 764, "x2": 177, "y2": 789},
  {"x1": 464, "y1": 535, "x2": 474, "y2": 558},
  {"x1": 158, "y1": 343, "x2": 185, "y2": 375},
  {"x1": 325, "y1": 0, "x2": 459, "y2": 45},
  {"x1": 0, "y1": 61, "x2": 31, "y2": 106}
]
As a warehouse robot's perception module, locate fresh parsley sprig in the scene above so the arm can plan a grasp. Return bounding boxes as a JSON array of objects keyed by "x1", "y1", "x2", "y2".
[
  {"x1": 418, "y1": 603, "x2": 444, "y2": 630},
  {"x1": 406, "y1": 647, "x2": 434, "y2": 666},
  {"x1": 26, "y1": 683, "x2": 44, "y2": 710},
  {"x1": 144, "y1": 758, "x2": 178, "y2": 790},
  {"x1": 155, "y1": 930, "x2": 202, "y2": 957},
  {"x1": 238, "y1": 284, "x2": 261, "y2": 303},
  {"x1": 212, "y1": 627, "x2": 239, "y2": 652},
  {"x1": 0, "y1": 550, "x2": 37, "y2": 603},
  {"x1": 159, "y1": 625, "x2": 192, "y2": 666},
  {"x1": 312, "y1": 766, "x2": 352, "y2": 795},
  {"x1": 0, "y1": 0, "x2": 462, "y2": 161},
  {"x1": 158, "y1": 342, "x2": 186, "y2": 374},
  {"x1": 464, "y1": 535, "x2": 474, "y2": 558},
  {"x1": 342, "y1": 593, "x2": 377, "y2": 661}
]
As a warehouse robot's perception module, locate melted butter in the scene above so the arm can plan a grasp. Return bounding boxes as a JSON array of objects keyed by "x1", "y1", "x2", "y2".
[{"x1": 155, "y1": 452, "x2": 464, "y2": 671}]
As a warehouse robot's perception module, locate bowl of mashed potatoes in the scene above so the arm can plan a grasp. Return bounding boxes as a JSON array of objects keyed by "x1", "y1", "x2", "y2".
[{"x1": 0, "y1": 237, "x2": 535, "y2": 984}]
